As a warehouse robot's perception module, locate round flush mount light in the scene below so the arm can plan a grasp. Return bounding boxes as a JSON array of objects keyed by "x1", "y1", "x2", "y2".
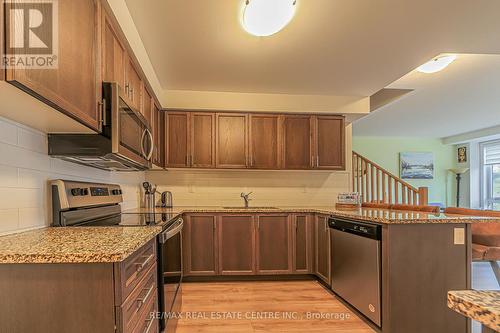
[
  {"x1": 242, "y1": 0, "x2": 297, "y2": 37},
  {"x1": 416, "y1": 55, "x2": 457, "y2": 74}
]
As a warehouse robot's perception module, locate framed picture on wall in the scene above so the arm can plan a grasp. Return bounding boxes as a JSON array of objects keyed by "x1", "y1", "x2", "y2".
[
  {"x1": 457, "y1": 146, "x2": 467, "y2": 163},
  {"x1": 400, "y1": 152, "x2": 434, "y2": 179}
]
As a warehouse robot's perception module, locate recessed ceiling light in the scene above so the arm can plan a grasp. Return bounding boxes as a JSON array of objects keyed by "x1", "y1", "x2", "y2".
[
  {"x1": 242, "y1": 0, "x2": 297, "y2": 37},
  {"x1": 416, "y1": 55, "x2": 457, "y2": 74}
]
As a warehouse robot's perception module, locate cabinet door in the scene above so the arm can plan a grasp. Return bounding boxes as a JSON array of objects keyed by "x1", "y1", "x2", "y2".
[
  {"x1": 293, "y1": 214, "x2": 312, "y2": 273},
  {"x1": 184, "y1": 215, "x2": 218, "y2": 276},
  {"x1": 165, "y1": 112, "x2": 189, "y2": 168},
  {"x1": 315, "y1": 215, "x2": 331, "y2": 285},
  {"x1": 249, "y1": 114, "x2": 281, "y2": 169},
  {"x1": 125, "y1": 56, "x2": 142, "y2": 111},
  {"x1": 142, "y1": 86, "x2": 153, "y2": 127},
  {"x1": 256, "y1": 215, "x2": 291, "y2": 274},
  {"x1": 152, "y1": 103, "x2": 163, "y2": 167},
  {"x1": 6, "y1": 0, "x2": 101, "y2": 131},
  {"x1": 315, "y1": 116, "x2": 345, "y2": 170},
  {"x1": 216, "y1": 113, "x2": 248, "y2": 168},
  {"x1": 102, "y1": 11, "x2": 125, "y2": 89},
  {"x1": 218, "y1": 215, "x2": 255, "y2": 275},
  {"x1": 282, "y1": 115, "x2": 313, "y2": 169},
  {"x1": 191, "y1": 113, "x2": 216, "y2": 168}
]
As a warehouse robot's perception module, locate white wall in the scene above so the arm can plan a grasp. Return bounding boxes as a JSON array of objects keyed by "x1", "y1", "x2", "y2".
[{"x1": 0, "y1": 116, "x2": 144, "y2": 236}]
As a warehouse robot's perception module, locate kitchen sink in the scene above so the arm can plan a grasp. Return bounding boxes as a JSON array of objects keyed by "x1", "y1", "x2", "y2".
[{"x1": 222, "y1": 206, "x2": 280, "y2": 210}]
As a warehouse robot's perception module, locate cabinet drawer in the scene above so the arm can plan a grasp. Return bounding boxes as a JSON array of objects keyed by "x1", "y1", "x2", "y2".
[
  {"x1": 120, "y1": 263, "x2": 157, "y2": 333},
  {"x1": 115, "y1": 239, "x2": 157, "y2": 305},
  {"x1": 132, "y1": 292, "x2": 158, "y2": 333}
]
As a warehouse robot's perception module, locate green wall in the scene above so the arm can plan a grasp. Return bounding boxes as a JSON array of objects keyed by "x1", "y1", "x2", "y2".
[{"x1": 352, "y1": 137, "x2": 456, "y2": 206}]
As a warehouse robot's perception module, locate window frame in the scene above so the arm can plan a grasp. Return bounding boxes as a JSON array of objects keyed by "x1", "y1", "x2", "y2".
[{"x1": 480, "y1": 139, "x2": 500, "y2": 210}]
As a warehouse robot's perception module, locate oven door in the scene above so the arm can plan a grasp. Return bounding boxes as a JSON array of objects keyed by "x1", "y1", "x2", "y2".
[
  {"x1": 104, "y1": 82, "x2": 153, "y2": 169},
  {"x1": 158, "y1": 217, "x2": 183, "y2": 331}
]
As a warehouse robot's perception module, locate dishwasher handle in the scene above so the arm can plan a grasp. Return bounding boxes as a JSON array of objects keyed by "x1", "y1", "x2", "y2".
[{"x1": 328, "y1": 217, "x2": 381, "y2": 241}]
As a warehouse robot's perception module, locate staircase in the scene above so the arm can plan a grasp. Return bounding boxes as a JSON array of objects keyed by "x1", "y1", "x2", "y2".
[{"x1": 352, "y1": 151, "x2": 428, "y2": 206}]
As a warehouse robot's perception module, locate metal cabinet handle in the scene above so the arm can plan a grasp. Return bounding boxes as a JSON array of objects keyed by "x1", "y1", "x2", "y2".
[
  {"x1": 135, "y1": 254, "x2": 153, "y2": 272},
  {"x1": 136, "y1": 282, "x2": 155, "y2": 309},
  {"x1": 317, "y1": 155, "x2": 320, "y2": 167},
  {"x1": 143, "y1": 317, "x2": 155, "y2": 333}
]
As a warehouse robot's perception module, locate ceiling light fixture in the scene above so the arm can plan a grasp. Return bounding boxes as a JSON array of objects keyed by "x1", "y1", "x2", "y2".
[
  {"x1": 242, "y1": 0, "x2": 297, "y2": 37},
  {"x1": 416, "y1": 55, "x2": 457, "y2": 74}
]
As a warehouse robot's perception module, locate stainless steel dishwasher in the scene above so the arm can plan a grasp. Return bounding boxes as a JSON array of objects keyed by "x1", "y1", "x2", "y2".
[{"x1": 329, "y1": 217, "x2": 382, "y2": 327}]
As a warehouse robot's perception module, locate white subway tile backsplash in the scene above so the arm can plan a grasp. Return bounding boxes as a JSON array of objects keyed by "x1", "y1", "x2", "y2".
[
  {"x1": 17, "y1": 127, "x2": 48, "y2": 154},
  {"x1": 0, "y1": 119, "x2": 18, "y2": 146},
  {"x1": 0, "y1": 165, "x2": 19, "y2": 187},
  {"x1": 18, "y1": 207, "x2": 45, "y2": 229},
  {"x1": 0, "y1": 209, "x2": 19, "y2": 234},
  {"x1": 0, "y1": 117, "x2": 144, "y2": 235}
]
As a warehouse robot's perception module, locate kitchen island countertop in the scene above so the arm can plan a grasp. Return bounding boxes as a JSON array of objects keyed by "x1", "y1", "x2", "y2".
[{"x1": 448, "y1": 290, "x2": 500, "y2": 331}]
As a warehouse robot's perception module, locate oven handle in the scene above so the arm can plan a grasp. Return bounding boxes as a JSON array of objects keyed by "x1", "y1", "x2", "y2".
[{"x1": 159, "y1": 218, "x2": 183, "y2": 243}]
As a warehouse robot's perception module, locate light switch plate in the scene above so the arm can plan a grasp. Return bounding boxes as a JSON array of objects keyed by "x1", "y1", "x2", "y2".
[{"x1": 454, "y1": 228, "x2": 465, "y2": 245}]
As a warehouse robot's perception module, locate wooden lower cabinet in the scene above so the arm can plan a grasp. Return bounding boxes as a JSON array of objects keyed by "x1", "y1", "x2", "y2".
[
  {"x1": 183, "y1": 213, "x2": 315, "y2": 277},
  {"x1": 315, "y1": 214, "x2": 331, "y2": 285},
  {"x1": 256, "y1": 215, "x2": 291, "y2": 274},
  {"x1": 292, "y1": 214, "x2": 313, "y2": 273},
  {"x1": 218, "y1": 215, "x2": 256, "y2": 275},
  {"x1": 0, "y1": 239, "x2": 158, "y2": 333},
  {"x1": 183, "y1": 214, "x2": 218, "y2": 275}
]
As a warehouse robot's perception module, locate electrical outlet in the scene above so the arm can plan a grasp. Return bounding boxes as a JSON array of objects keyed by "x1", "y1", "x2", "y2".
[{"x1": 454, "y1": 228, "x2": 465, "y2": 245}]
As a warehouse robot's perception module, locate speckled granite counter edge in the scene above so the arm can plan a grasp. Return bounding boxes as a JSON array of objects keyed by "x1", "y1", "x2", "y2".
[
  {"x1": 447, "y1": 291, "x2": 500, "y2": 331},
  {"x1": 131, "y1": 207, "x2": 500, "y2": 225},
  {"x1": 0, "y1": 226, "x2": 162, "y2": 264}
]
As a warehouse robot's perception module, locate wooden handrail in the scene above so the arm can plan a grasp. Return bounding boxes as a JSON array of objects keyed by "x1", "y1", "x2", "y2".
[{"x1": 352, "y1": 151, "x2": 428, "y2": 206}]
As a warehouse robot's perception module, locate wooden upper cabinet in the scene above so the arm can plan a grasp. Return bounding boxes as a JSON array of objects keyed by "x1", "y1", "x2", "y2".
[
  {"x1": 216, "y1": 113, "x2": 248, "y2": 168},
  {"x1": 315, "y1": 116, "x2": 345, "y2": 170},
  {"x1": 219, "y1": 215, "x2": 255, "y2": 275},
  {"x1": 191, "y1": 113, "x2": 216, "y2": 168},
  {"x1": 5, "y1": 0, "x2": 102, "y2": 131},
  {"x1": 142, "y1": 86, "x2": 153, "y2": 127},
  {"x1": 184, "y1": 215, "x2": 218, "y2": 276},
  {"x1": 282, "y1": 115, "x2": 313, "y2": 169},
  {"x1": 256, "y1": 215, "x2": 291, "y2": 274},
  {"x1": 165, "y1": 112, "x2": 189, "y2": 168},
  {"x1": 125, "y1": 55, "x2": 142, "y2": 111},
  {"x1": 102, "y1": 11, "x2": 125, "y2": 89},
  {"x1": 249, "y1": 114, "x2": 281, "y2": 169}
]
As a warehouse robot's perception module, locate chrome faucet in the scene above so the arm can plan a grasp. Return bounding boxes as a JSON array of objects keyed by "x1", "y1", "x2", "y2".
[{"x1": 241, "y1": 192, "x2": 253, "y2": 208}]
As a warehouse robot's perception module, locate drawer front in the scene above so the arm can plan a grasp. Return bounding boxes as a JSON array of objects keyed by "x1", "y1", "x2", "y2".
[
  {"x1": 118, "y1": 239, "x2": 156, "y2": 304},
  {"x1": 121, "y1": 263, "x2": 157, "y2": 333},
  {"x1": 132, "y1": 292, "x2": 158, "y2": 333}
]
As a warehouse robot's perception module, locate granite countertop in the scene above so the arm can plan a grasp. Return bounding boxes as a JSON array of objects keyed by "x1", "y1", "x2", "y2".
[
  {"x1": 0, "y1": 226, "x2": 162, "y2": 264},
  {"x1": 124, "y1": 206, "x2": 500, "y2": 225},
  {"x1": 448, "y1": 290, "x2": 500, "y2": 331}
]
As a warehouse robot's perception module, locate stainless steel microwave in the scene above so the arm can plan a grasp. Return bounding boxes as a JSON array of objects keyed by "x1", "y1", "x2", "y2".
[{"x1": 48, "y1": 82, "x2": 153, "y2": 171}]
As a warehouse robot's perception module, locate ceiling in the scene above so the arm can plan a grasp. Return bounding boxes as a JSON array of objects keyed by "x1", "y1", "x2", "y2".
[
  {"x1": 353, "y1": 54, "x2": 500, "y2": 138},
  {"x1": 125, "y1": 0, "x2": 500, "y2": 96}
]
